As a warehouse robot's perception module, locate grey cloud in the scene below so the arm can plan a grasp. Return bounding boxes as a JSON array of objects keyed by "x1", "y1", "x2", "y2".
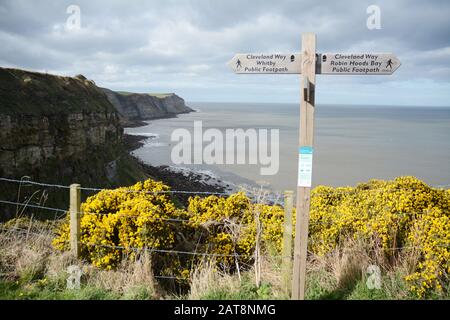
[{"x1": 0, "y1": 0, "x2": 449, "y2": 105}]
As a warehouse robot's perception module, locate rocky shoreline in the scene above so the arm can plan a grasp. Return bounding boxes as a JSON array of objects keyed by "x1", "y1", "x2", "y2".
[{"x1": 123, "y1": 133, "x2": 231, "y2": 204}]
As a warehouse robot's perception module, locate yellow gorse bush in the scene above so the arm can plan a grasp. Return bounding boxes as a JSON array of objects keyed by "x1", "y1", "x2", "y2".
[
  {"x1": 309, "y1": 176, "x2": 450, "y2": 297},
  {"x1": 53, "y1": 180, "x2": 291, "y2": 277},
  {"x1": 186, "y1": 193, "x2": 293, "y2": 267},
  {"x1": 53, "y1": 180, "x2": 184, "y2": 271},
  {"x1": 53, "y1": 176, "x2": 449, "y2": 297}
]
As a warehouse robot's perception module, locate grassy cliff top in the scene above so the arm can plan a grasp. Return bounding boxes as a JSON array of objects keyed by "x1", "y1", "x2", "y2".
[
  {"x1": 116, "y1": 91, "x2": 175, "y2": 98},
  {"x1": 0, "y1": 68, "x2": 116, "y2": 115}
]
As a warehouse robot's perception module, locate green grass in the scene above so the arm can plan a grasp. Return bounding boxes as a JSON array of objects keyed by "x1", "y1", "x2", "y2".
[
  {"x1": 304, "y1": 269, "x2": 450, "y2": 300},
  {"x1": 148, "y1": 93, "x2": 174, "y2": 98},
  {"x1": 199, "y1": 281, "x2": 277, "y2": 300},
  {"x1": 0, "y1": 67, "x2": 115, "y2": 115},
  {"x1": 2, "y1": 265, "x2": 449, "y2": 300},
  {"x1": 0, "y1": 279, "x2": 119, "y2": 300},
  {"x1": 0, "y1": 276, "x2": 157, "y2": 300},
  {"x1": 116, "y1": 91, "x2": 174, "y2": 98}
]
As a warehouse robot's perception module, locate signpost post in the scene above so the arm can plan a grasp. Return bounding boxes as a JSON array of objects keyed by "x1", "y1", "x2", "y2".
[
  {"x1": 228, "y1": 33, "x2": 400, "y2": 300},
  {"x1": 292, "y1": 32, "x2": 316, "y2": 300}
]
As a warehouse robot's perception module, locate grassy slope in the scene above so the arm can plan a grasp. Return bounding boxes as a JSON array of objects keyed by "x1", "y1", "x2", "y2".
[
  {"x1": 0, "y1": 281, "x2": 119, "y2": 300},
  {"x1": 1, "y1": 213, "x2": 449, "y2": 300},
  {"x1": 3, "y1": 266, "x2": 448, "y2": 300},
  {"x1": 116, "y1": 91, "x2": 174, "y2": 98},
  {"x1": 0, "y1": 68, "x2": 115, "y2": 115}
]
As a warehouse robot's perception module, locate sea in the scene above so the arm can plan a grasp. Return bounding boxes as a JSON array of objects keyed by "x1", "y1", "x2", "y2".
[{"x1": 125, "y1": 103, "x2": 450, "y2": 192}]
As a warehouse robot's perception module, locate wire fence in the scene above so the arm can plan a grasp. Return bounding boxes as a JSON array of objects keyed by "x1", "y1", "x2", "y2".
[
  {"x1": 0, "y1": 221, "x2": 290, "y2": 261},
  {"x1": 0, "y1": 197, "x2": 438, "y2": 230},
  {"x1": 0, "y1": 177, "x2": 263, "y2": 197},
  {"x1": 0, "y1": 176, "x2": 286, "y2": 225},
  {"x1": 0, "y1": 177, "x2": 71, "y2": 190},
  {"x1": 1, "y1": 176, "x2": 449, "y2": 284},
  {"x1": 4, "y1": 221, "x2": 449, "y2": 267},
  {"x1": 0, "y1": 199, "x2": 67, "y2": 214},
  {"x1": 0, "y1": 177, "x2": 288, "y2": 268},
  {"x1": 2, "y1": 177, "x2": 448, "y2": 200},
  {"x1": 1, "y1": 211, "x2": 450, "y2": 284},
  {"x1": 0, "y1": 197, "x2": 336, "y2": 229},
  {"x1": 2, "y1": 221, "x2": 449, "y2": 259}
]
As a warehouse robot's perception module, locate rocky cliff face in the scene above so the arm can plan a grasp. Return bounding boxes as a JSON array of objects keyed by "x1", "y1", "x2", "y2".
[
  {"x1": 0, "y1": 67, "x2": 195, "y2": 219},
  {"x1": 0, "y1": 68, "x2": 123, "y2": 182},
  {"x1": 101, "y1": 88, "x2": 193, "y2": 125}
]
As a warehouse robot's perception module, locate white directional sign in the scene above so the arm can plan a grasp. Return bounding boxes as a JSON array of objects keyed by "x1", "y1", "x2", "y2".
[
  {"x1": 228, "y1": 53, "x2": 302, "y2": 74},
  {"x1": 319, "y1": 53, "x2": 401, "y2": 75},
  {"x1": 230, "y1": 34, "x2": 402, "y2": 301}
]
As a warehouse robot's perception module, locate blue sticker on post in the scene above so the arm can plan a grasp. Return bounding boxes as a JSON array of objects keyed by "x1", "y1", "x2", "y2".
[{"x1": 297, "y1": 146, "x2": 313, "y2": 187}]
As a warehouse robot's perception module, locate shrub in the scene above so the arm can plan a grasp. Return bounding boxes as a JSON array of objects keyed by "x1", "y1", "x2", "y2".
[
  {"x1": 53, "y1": 181, "x2": 293, "y2": 278},
  {"x1": 53, "y1": 179, "x2": 186, "y2": 273},
  {"x1": 186, "y1": 192, "x2": 294, "y2": 270},
  {"x1": 52, "y1": 176, "x2": 449, "y2": 297},
  {"x1": 309, "y1": 176, "x2": 450, "y2": 297}
]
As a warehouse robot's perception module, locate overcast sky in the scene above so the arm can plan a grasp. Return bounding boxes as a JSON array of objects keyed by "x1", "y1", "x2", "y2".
[{"x1": 1, "y1": 0, "x2": 449, "y2": 106}]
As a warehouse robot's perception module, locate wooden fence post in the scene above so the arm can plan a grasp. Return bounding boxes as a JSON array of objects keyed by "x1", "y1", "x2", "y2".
[
  {"x1": 282, "y1": 190, "x2": 294, "y2": 297},
  {"x1": 254, "y1": 209, "x2": 262, "y2": 288},
  {"x1": 70, "y1": 184, "x2": 81, "y2": 258}
]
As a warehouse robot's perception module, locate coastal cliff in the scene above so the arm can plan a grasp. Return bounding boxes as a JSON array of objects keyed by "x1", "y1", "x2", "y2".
[
  {"x1": 101, "y1": 88, "x2": 193, "y2": 126},
  {"x1": 0, "y1": 68, "x2": 194, "y2": 183},
  {"x1": 0, "y1": 67, "x2": 209, "y2": 220},
  {"x1": 0, "y1": 68, "x2": 151, "y2": 220},
  {"x1": 0, "y1": 68, "x2": 125, "y2": 182}
]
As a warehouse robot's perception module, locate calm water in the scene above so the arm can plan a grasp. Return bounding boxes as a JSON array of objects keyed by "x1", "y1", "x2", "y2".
[{"x1": 125, "y1": 103, "x2": 450, "y2": 192}]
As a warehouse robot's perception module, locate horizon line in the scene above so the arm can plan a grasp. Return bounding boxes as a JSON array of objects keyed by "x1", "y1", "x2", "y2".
[{"x1": 186, "y1": 101, "x2": 450, "y2": 108}]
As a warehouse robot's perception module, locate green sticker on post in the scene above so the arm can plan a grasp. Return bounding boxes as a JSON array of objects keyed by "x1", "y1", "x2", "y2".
[{"x1": 298, "y1": 146, "x2": 313, "y2": 187}]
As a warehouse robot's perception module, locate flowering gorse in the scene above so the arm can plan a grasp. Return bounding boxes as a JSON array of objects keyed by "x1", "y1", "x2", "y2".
[
  {"x1": 53, "y1": 176, "x2": 449, "y2": 297},
  {"x1": 53, "y1": 180, "x2": 185, "y2": 272},
  {"x1": 309, "y1": 176, "x2": 449, "y2": 297},
  {"x1": 53, "y1": 180, "x2": 292, "y2": 278}
]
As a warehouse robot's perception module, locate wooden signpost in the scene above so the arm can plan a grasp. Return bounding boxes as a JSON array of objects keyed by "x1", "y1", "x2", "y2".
[
  {"x1": 318, "y1": 52, "x2": 401, "y2": 75},
  {"x1": 229, "y1": 33, "x2": 401, "y2": 300},
  {"x1": 228, "y1": 53, "x2": 302, "y2": 74}
]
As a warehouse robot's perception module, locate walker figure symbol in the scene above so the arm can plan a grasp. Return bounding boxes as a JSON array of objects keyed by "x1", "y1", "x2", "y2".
[
  {"x1": 386, "y1": 58, "x2": 393, "y2": 69},
  {"x1": 236, "y1": 59, "x2": 242, "y2": 69}
]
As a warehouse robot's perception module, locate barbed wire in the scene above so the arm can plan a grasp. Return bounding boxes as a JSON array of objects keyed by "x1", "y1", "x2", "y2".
[
  {"x1": 0, "y1": 177, "x2": 71, "y2": 189},
  {"x1": 80, "y1": 186, "x2": 231, "y2": 196},
  {"x1": 82, "y1": 211, "x2": 230, "y2": 225},
  {"x1": 317, "y1": 243, "x2": 450, "y2": 257},
  {"x1": 3, "y1": 224, "x2": 448, "y2": 260},
  {"x1": 0, "y1": 225, "x2": 55, "y2": 238},
  {"x1": 2, "y1": 176, "x2": 448, "y2": 200},
  {"x1": 153, "y1": 275, "x2": 187, "y2": 281},
  {"x1": 0, "y1": 225, "x2": 293, "y2": 262},
  {"x1": 2, "y1": 222, "x2": 449, "y2": 275},
  {"x1": 84, "y1": 242, "x2": 251, "y2": 258},
  {"x1": 2, "y1": 177, "x2": 449, "y2": 261},
  {"x1": 0, "y1": 198, "x2": 441, "y2": 230},
  {"x1": 0, "y1": 199, "x2": 252, "y2": 226},
  {"x1": 0, "y1": 177, "x2": 286, "y2": 203},
  {"x1": 0, "y1": 199, "x2": 67, "y2": 213},
  {"x1": 0, "y1": 177, "x2": 233, "y2": 196}
]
